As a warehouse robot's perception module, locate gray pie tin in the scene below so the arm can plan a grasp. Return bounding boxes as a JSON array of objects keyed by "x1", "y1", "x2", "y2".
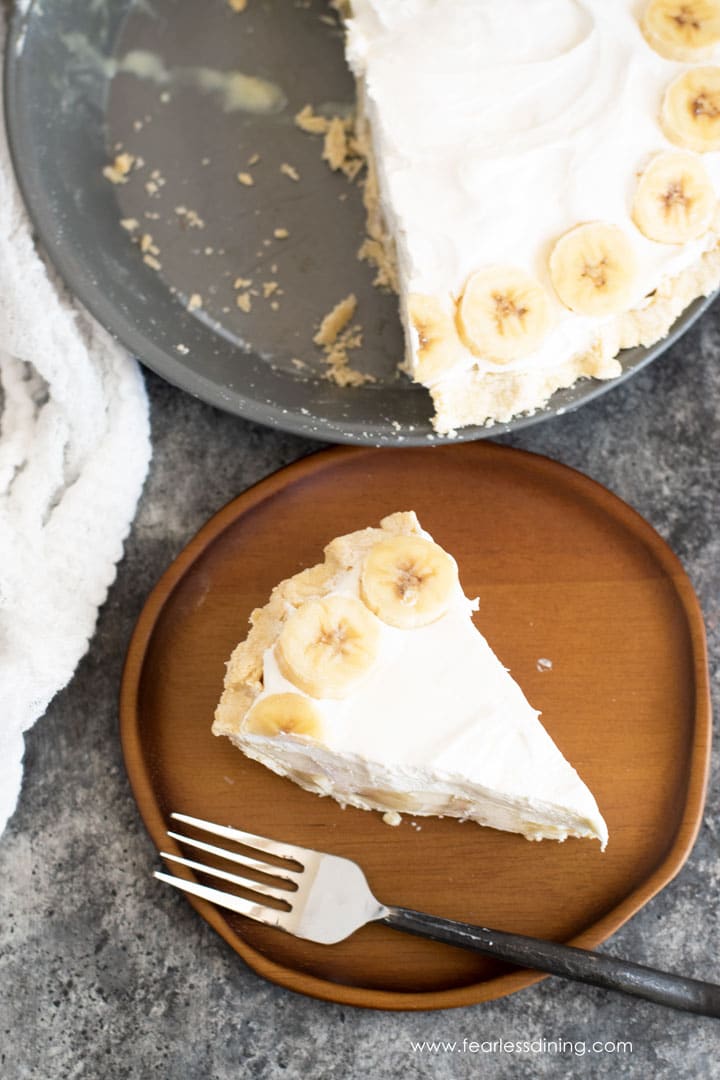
[{"x1": 4, "y1": 0, "x2": 717, "y2": 446}]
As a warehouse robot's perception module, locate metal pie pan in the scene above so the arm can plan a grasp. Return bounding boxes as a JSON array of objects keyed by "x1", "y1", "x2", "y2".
[{"x1": 5, "y1": 0, "x2": 717, "y2": 445}]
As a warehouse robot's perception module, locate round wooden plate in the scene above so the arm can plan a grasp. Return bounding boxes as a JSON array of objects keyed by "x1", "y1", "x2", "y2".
[{"x1": 120, "y1": 444, "x2": 711, "y2": 1010}]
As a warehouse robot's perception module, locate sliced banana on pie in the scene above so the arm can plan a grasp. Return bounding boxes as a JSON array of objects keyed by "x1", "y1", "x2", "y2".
[
  {"x1": 406, "y1": 294, "x2": 466, "y2": 384},
  {"x1": 276, "y1": 594, "x2": 379, "y2": 699},
  {"x1": 661, "y1": 66, "x2": 720, "y2": 152},
  {"x1": 549, "y1": 223, "x2": 638, "y2": 317},
  {"x1": 456, "y1": 267, "x2": 555, "y2": 364},
  {"x1": 633, "y1": 151, "x2": 716, "y2": 243},
  {"x1": 360, "y1": 534, "x2": 458, "y2": 628},
  {"x1": 245, "y1": 693, "x2": 323, "y2": 739},
  {"x1": 214, "y1": 512, "x2": 608, "y2": 848},
  {"x1": 642, "y1": 0, "x2": 720, "y2": 60}
]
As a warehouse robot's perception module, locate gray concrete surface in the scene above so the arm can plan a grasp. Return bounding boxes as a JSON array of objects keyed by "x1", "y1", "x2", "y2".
[{"x1": 2, "y1": 311, "x2": 720, "y2": 1078}]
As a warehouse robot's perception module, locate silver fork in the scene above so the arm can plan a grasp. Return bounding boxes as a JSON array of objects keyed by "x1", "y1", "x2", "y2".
[{"x1": 155, "y1": 812, "x2": 720, "y2": 1017}]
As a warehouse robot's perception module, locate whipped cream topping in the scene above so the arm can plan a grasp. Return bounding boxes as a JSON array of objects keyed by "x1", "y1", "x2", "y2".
[
  {"x1": 244, "y1": 530, "x2": 608, "y2": 845},
  {"x1": 345, "y1": 0, "x2": 720, "y2": 381}
]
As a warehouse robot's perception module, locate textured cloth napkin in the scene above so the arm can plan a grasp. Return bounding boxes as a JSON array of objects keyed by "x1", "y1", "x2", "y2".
[{"x1": 0, "y1": 20, "x2": 152, "y2": 834}]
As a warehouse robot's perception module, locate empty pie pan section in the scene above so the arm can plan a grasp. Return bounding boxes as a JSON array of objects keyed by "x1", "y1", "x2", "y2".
[{"x1": 120, "y1": 444, "x2": 711, "y2": 1009}]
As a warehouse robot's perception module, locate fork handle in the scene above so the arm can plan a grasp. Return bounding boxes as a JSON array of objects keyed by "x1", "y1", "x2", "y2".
[{"x1": 382, "y1": 907, "x2": 720, "y2": 1017}]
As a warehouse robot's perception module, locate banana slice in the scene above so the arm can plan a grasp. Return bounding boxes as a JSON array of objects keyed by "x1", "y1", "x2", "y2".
[
  {"x1": 276, "y1": 595, "x2": 380, "y2": 699},
  {"x1": 661, "y1": 66, "x2": 720, "y2": 152},
  {"x1": 632, "y1": 151, "x2": 716, "y2": 243},
  {"x1": 244, "y1": 692, "x2": 323, "y2": 740},
  {"x1": 456, "y1": 267, "x2": 554, "y2": 363},
  {"x1": 642, "y1": 0, "x2": 720, "y2": 60},
  {"x1": 360, "y1": 535, "x2": 458, "y2": 629},
  {"x1": 407, "y1": 294, "x2": 466, "y2": 383},
  {"x1": 548, "y1": 222, "x2": 638, "y2": 317}
]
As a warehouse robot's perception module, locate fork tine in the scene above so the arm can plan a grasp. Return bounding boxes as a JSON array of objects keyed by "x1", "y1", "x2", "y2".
[
  {"x1": 154, "y1": 872, "x2": 290, "y2": 932},
  {"x1": 166, "y1": 830, "x2": 301, "y2": 885},
  {"x1": 171, "y1": 812, "x2": 311, "y2": 864},
  {"x1": 160, "y1": 851, "x2": 294, "y2": 904}
]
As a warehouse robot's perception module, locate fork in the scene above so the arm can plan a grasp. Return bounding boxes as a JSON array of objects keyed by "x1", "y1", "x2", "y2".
[{"x1": 155, "y1": 813, "x2": 720, "y2": 1017}]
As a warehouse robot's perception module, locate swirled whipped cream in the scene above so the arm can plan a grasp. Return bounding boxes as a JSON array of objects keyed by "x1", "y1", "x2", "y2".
[{"x1": 344, "y1": 0, "x2": 720, "y2": 430}]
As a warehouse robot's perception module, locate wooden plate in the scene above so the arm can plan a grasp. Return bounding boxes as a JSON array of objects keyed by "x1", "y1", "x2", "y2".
[{"x1": 120, "y1": 444, "x2": 711, "y2": 1010}]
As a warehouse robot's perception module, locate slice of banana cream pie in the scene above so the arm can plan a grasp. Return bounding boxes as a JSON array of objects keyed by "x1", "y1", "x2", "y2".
[
  {"x1": 214, "y1": 512, "x2": 608, "y2": 847},
  {"x1": 340, "y1": 0, "x2": 720, "y2": 433}
]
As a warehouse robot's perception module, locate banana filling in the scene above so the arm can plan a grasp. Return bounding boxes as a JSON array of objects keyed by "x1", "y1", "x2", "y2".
[
  {"x1": 341, "y1": 0, "x2": 720, "y2": 433},
  {"x1": 214, "y1": 512, "x2": 608, "y2": 848}
]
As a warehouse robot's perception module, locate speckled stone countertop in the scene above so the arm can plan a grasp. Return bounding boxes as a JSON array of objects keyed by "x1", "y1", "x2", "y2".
[{"x1": 2, "y1": 312, "x2": 720, "y2": 1078}]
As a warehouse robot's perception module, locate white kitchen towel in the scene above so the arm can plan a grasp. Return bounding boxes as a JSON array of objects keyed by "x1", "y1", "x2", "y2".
[{"x1": 0, "y1": 20, "x2": 152, "y2": 834}]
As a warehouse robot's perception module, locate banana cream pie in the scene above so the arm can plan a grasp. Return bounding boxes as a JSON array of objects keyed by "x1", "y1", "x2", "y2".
[
  {"x1": 341, "y1": 0, "x2": 720, "y2": 433},
  {"x1": 214, "y1": 512, "x2": 608, "y2": 847}
]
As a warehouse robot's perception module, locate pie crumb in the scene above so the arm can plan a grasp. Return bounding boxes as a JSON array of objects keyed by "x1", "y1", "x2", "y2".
[
  {"x1": 382, "y1": 811, "x2": 402, "y2": 827},
  {"x1": 175, "y1": 206, "x2": 205, "y2": 229},
  {"x1": 280, "y1": 162, "x2": 301, "y2": 182},
  {"x1": 314, "y1": 294, "x2": 357, "y2": 347},
  {"x1": 295, "y1": 104, "x2": 332, "y2": 135},
  {"x1": 358, "y1": 237, "x2": 398, "y2": 291},
  {"x1": 321, "y1": 325, "x2": 373, "y2": 387},
  {"x1": 320, "y1": 116, "x2": 365, "y2": 180},
  {"x1": 237, "y1": 172, "x2": 255, "y2": 186},
  {"x1": 236, "y1": 292, "x2": 252, "y2": 312},
  {"x1": 322, "y1": 117, "x2": 349, "y2": 171},
  {"x1": 103, "y1": 152, "x2": 135, "y2": 184},
  {"x1": 273, "y1": 227, "x2": 289, "y2": 239},
  {"x1": 228, "y1": 0, "x2": 248, "y2": 9},
  {"x1": 314, "y1": 297, "x2": 374, "y2": 387},
  {"x1": 187, "y1": 293, "x2": 203, "y2": 311}
]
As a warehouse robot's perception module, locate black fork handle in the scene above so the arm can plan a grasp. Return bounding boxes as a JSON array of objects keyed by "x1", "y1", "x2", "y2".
[{"x1": 382, "y1": 906, "x2": 720, "y2": 1017}]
